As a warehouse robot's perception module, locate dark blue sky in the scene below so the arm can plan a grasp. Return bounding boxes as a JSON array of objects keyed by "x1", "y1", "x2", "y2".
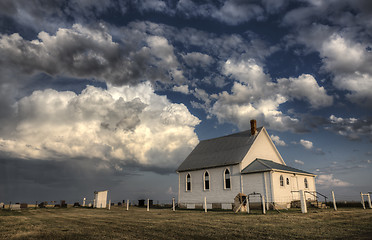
[{"x1": 0, "y1": 0, "x2": 371, "y2": 203}]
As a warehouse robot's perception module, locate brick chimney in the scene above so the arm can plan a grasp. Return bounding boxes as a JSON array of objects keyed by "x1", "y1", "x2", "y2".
[{"x1": 250, "y1": 119, "x2": 257, "y2": 135}]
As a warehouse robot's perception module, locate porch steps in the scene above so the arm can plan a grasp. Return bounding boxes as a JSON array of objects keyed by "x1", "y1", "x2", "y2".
[
  {"x1": 291, "y1": 200, "x2": 328, "y2": 209},
  {"x1": 309, "y1": 200, "x2": 328, "y2": 209}
]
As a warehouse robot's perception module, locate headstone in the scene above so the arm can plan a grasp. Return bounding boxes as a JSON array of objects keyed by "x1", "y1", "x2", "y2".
[
  {"x1": 38, "y1": 202, "x2": 47, "y2": 208},
  {"x1": 0, "y1": 202, "x2": 4, "y2": 209},
  {"x1": 233, "y1": 193, "x2": 247, "y2": 212},
  {"x1": 138, "y1": 199, "x2": 145, "y2": 207},
  {"x1": 73, "y1": 202, "x2": 81, "y2": 207},
  {"x1": 118, "y1": 202, "x2": 122, "y2": 206},
  {"x1": 20, "y1": 203, "x2": 28, "y2": 209},
  {"x1": 10, "y1": 204, "x2": 21, "y2": 210},
  {"x1": 61, "y1": 200, "x2": 67, "y2": 208}
]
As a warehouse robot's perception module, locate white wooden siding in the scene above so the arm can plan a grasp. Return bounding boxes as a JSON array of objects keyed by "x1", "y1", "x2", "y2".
[
  {"x1": 272, "y1": 172, "x2": 316, "y2": 204},
  {"x1": 178, "y1": 165, "x2": 240, "y2": 205}
]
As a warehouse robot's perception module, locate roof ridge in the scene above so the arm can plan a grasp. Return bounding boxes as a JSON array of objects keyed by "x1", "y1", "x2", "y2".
[
  {"x1": 256, "y1": 159, "x2": 273, "y2": 169},
  {"x1": 200, "y1": 127, "x2": 264, "y2": 141},
  {"x1": 241, "y1": 159, "x2": 314, "y2": 175}
]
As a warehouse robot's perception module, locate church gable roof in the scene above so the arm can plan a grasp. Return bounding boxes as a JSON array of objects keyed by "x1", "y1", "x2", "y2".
[
  {"x1": 176, "y1": 127, "x2": 263, "y2": 172},
  {"x1": 241, "y1": 159, "x2": 314, "y2": 175}
]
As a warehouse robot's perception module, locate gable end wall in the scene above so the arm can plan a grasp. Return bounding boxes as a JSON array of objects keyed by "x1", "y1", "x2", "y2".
[{"x1": 240, "y1": 127, "x2": 284, "y2": 171}]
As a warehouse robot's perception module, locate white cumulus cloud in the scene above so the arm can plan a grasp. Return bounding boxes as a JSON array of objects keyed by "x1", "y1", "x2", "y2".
[
  {"x1": 0, "y1": 82, "x2": 200, "y2": 171},
  {"x1": 277, "y1": 74, "x2": 333, "y2": 108},
  {"x1": 294, "y1": 159, "x2": 304, "y2": 165},
  {"x1": 182, "y1": 52, "x2": 214, "y2": 68},
  {"x1": 316, "y1": 174, "x2": 353, "y2": 188},
  {"x1": 172, "y1": 85, "x2": 190, "y2": 94},
  {"x1": 299, "y1": 139, "x2": 313, "y2": 149},
  {"x1": 294, "y1": 24, "x2": 372, "y2": 108},
  {"x1": 209, "y1": 58, "x2": 332, "y2": 131},
  {"x1": 270, "y1": 135, "x2": 286, "y2": 146}
]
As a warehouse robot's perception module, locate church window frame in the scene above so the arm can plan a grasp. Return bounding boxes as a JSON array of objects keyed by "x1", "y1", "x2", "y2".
[
  {"x1": 280, "y1": 175, "x2": 284, "y2": 187},
  {"x1": 204, "y1": 171, "x2": 210, "y2": 191},
  {"x1": 224, "y1": 168, "x2": 231, "y2": 190},
  {"x1": 186, "y1": 173, "x2": 191, "y2": 192},
  {"x1": 304, "y1": 178, "x2": 308, "y2": 189}
]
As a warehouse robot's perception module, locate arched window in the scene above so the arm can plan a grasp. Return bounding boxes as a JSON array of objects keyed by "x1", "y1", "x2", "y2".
[
  {"x1": 224, "y1": 169, "x2": 231, "y2": 189},
  {"x1": 286, "y1": 178, "x2": 290, "y2": 185},
  {"x1": 304, "y1": 178, "x2": 308, "y2": 188},
  {"x1": 280, "y1": 175, "x2": 284, "y2": 186},
  {"x1": 204, "y1": 171, "x2": 210, "y2": 190},
  {"x1": 186, "y1": 174, "x2": 191, "y2": 191}
]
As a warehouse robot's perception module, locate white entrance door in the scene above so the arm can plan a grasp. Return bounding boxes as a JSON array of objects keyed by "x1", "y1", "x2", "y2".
[{"x1": 291, "y1": 176, "x2": 299, "y2": 200}]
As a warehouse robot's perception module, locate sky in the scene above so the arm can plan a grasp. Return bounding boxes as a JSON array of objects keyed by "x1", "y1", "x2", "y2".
[{"x1": 0, "y1": 0, "x2": 371, "y2": 204}]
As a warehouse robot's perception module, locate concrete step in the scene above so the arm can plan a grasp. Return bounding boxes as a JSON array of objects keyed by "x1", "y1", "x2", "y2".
[{"x1": 309, "y1": 201, "x2": 328, "y2": 209}]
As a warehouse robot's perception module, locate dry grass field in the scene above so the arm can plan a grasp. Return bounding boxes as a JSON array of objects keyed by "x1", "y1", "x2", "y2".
[{"x1": 0, "y1": 206, "x2": 371, "y2": 240}]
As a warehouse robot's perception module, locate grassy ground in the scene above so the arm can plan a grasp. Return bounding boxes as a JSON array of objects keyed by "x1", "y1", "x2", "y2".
[{"x1": 0, "y1": 207, "x2": 371, "y2": 240}]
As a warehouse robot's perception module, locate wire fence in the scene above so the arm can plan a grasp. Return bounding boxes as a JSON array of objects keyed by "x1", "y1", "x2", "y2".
[{"x1": 1, "y1": 191, "x2": 371, "y2": 211}]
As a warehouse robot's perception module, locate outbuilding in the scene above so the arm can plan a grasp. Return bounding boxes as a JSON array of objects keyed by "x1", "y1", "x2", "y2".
[{"x1": 93, "y1": 190, "x2": 108, "y2": 208}]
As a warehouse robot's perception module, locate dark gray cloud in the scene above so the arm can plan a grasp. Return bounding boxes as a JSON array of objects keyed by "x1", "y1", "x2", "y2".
[
  {"x1": 0, "y1": 24, "x2": 185, "y2": 87},
  {"x1": 0, "y1": 0, "x2": 284, "y2": 34},
  {"x1": 326, "y1": 115, "x2": 372, "y2": 141},
  {"x1": 175, "y1": 0, "x2": 289, "y2": 25},
  {"x1": 0, "y1": 19, "x2": 278, "y2": 97},
  {"x1": 0, "y1": 0, "x2": 127, "y2": 33},
  {"x1": 315, "y1": 159, "x2": 371, "y2": 175},
  {"x1": 0, "y1": 156, "x2": 140, "y2": 203}
]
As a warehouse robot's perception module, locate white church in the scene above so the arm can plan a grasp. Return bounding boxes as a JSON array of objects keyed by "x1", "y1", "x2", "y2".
[{"x1": 177, "y1": 120, "x2": 317, "y2": 209}]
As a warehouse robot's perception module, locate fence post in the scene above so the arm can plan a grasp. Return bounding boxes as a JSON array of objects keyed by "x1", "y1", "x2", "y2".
[
  {"x1": 367, "y1": 194, "x2": 372, "y2": 209},
  {"x1": 126, "y1": 200, "x2": 129, "y2": 211},
  {"x1": 147, "y1": 199, "x2": 150, "y2": 212},
  {"x1": 204, "y1": 197, "x2": 207, "y2": 213},
  {"x1": 246, "y1": 197, "x2": 250, "y2": 214},
  {"x1": 300, "y1": 190, "x2": 307, "y2": 213},
  {"x1": 361, "y1": 192, "x2": 366, "y2": 209},
  {"x1": 332, "y1": 191, "x2": 337, "y2": 211},
  {"x1": 262, "y1": 196, "x2": 266, "y2": 214},
  {"x1": 172, "y1": 197, "x2": 175, "y2": 212}
]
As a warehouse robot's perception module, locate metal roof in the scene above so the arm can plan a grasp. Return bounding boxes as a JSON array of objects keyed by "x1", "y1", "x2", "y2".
[
  {"x1": 176, "y1": 128, "x2": 262, "y2": 172},
  {"x1": 241, "y1": 159, "x2": 314, "y2": 175}
]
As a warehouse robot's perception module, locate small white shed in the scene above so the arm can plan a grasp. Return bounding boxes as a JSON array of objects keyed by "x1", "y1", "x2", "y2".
[{"x1": 94, "y1": 190, "x2": 108, "y2": 208}]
